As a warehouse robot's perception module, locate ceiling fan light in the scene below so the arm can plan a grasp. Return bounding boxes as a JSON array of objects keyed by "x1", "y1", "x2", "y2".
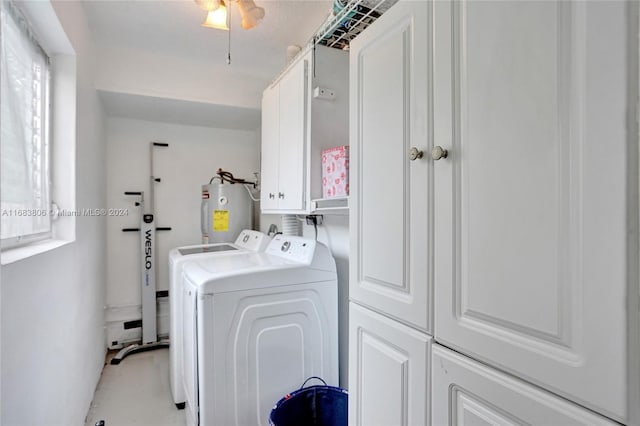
[
  {"x1": 195, "y1": 0, "x2": 221, "y2": 12},
  {"x1": 238, "y1": 0, "x2": 265, "y2": 30},
  {"x1": 202, "y1": 4, "x2": 229, "y2": 30}
]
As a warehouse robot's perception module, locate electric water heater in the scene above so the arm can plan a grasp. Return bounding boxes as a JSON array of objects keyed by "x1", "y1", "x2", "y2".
[{"x1": 201, "y1": 183, "x2": 252, "y2": 244}]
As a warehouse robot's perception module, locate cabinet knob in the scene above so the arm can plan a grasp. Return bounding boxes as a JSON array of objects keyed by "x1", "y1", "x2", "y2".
[
  {"x1": 409, "y1": 147, "x2": 424, "y2": 161},
  {"x1": 431, "y1": 146, "x2": 448, "y2": 161},
  {"x1": 269, "y1": 193, "x2": 275, "y2": 199},
  {"x1": 278, "y1": 192, "x2": 285, "y2": 199}
]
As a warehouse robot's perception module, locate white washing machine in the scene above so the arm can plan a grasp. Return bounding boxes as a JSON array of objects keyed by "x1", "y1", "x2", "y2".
[
  {"x1": 181, "y1": 235, "x2": 338, "y2": 426},
  {"x1": 168, "y1": 229, "x2": 270, "y2": 408}
]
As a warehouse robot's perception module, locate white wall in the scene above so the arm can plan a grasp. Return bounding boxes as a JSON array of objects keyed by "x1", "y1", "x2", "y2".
[
  {"x1": 95, "y1": 45, "x2": 266, "y2": 110},
  {"x1": 301, "y1": 216, "x2": 349, "y2": 388},
  {"x1": 0, "y1": 2, "x2": 107, "y2": 425},
  {"x1": 105, "y1": 117, "x2": 261, "y2": 346}
]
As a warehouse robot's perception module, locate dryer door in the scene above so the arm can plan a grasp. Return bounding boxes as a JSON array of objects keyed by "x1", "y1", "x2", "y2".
[{"x1": 198, "y1": 281, "x2": 338, "y2": 426}]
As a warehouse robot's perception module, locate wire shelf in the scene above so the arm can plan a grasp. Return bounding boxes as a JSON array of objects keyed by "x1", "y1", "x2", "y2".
[
  {"x1": 311, "y1": 196, "x2": 349, "y2": 214},
  {"x1": 312, "y1": 0, "x2": 398, "y2": 50},
  {"x1": 266, "y1": 0, "x2": 396, "y2": 88}
]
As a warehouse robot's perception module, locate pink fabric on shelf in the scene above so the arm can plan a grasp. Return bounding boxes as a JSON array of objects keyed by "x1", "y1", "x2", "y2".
[{"x1": 321, "y1": 146, "x2": 349, "y2": 198}]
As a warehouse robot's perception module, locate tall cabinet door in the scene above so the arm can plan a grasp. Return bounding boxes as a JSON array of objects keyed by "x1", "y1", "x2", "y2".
[
  {"x1": 349, "y1": 0, "x2": 432, "y2": 332},
  {"x1": 433, "y1": 0, "x2": 628, "y2": 421},
  {"x1": 260, "y1": 85, "x2": 280, "y2": 210},
  {"x1": 277, "y1": 58, "x2": 308, "y2": 211},
  {"x1": 349, "y1": 303, "x2": 431, "y2": 426}
]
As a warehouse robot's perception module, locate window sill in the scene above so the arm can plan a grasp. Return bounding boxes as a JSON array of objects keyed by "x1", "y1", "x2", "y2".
[{"x1": 1, "y1": 238, "x2": 72, "y2": 265}]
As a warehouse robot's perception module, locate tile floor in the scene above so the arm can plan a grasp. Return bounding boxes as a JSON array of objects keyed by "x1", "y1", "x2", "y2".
[{"x1": 85, "y1": 348, "x2": 186, "y2": 426}]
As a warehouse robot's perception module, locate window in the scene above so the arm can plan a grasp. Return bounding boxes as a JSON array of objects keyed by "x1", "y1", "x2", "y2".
[{"x1": 1, "y1": 0, "x2": 52, "y2": 249}]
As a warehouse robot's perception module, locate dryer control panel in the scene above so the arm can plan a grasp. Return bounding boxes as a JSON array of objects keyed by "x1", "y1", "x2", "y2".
[{"x1": 266, "y1": 235, "x2": 317, "y2": 264}]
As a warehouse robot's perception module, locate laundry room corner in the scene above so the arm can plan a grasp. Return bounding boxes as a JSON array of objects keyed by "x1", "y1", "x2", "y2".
[{"x1": 104, "y1": 117, "x2": 262, "y2": 348}]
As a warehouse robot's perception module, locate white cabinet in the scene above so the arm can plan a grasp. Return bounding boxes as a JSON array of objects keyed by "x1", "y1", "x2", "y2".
[
  {"x1": 432, "y1": 345, "x2": 618, "y2": 426},
  {"x1": 260, "y1": 46, "x2": 349, "y2": 214},
  {"x1": 432, "y1": 0, "x2": 629, "y2": 421},
  {"x1": 260, "y1": 57, "x2": 308, "y2": 211},
  {"x1": 348, "y1": 2, "x2": 432, "y2": 424},
  {"x1": 349, "y1": 0, "x2": 431, "y2": 332},
  {"x1": 260, "y1": 84, "x2": 279, "y2": 211},
  {"x1": 349, "y1": 303, "x2": 431, "y2": 426},
  {"x1": 350, "y1": 0, "x2": 634, "y2": 424}
]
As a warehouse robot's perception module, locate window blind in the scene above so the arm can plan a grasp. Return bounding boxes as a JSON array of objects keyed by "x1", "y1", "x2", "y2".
[{"x1": 1, "y1": 0, "x2": 51, "y2": 245}]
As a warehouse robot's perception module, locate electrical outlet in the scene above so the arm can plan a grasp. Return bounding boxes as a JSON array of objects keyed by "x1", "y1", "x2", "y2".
[
  {"x1": 305, "y1": 214, "x2": 324, "y2": 226},
  {"x1": 313, "y1": 86, "x2": 336, "y2": 101}
]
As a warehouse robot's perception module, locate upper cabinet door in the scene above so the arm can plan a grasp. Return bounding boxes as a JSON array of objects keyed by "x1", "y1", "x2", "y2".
[
  {"x1": 260, "y1": 84, "x2": 280, "y2": 210},
  {"x1": 433, "y1": 1, "x2": 628, "y2": 421},
  {"x1": 277, "y1": 58, "x2": 308, "y2": 211},
  {"x1": 349, "y1": 0, "x2": 432, "y2": 332}
]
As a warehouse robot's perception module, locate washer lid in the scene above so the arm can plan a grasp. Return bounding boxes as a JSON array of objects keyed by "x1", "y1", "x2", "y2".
[
  {"x1": 178, "y1": 245, "x2": 238, "y2": 256},
  {"x1": 183, "y1": 252, "x2": 337, "y2": 294}
]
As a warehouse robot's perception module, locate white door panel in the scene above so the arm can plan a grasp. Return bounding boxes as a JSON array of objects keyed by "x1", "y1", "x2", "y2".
[
  {"x1": 278, "y1": 58, "x2": 307, "y2": 210},
  {"x1": 434, "y1": 0, "x2": 627, "y2": 421},
  {"x1": 457, "y1": 0, "x2": 570, "y2": 336},
  {"x1": 349, "y1": 0, "x2": 432, "y2": 332},
  {"x1": 260, "y1": 85, "x2": 280, "y2": 210},
  {"x1": 432, "y1": 345, "x2": 618, "y2": 426},
  {"x1": 349, "y1": 303, "x2": 431, "y2": 426}
]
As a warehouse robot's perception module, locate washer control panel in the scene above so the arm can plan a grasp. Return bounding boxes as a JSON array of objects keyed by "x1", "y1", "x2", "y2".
[
  {"x1": 267, "y1": 235, "x2": 316, "y2": 263},
  {"x1": 234, "y1": 230, "x2": 271, "y2": 252}
]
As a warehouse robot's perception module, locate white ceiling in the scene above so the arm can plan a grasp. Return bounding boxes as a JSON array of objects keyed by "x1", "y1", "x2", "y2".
[
  {"x1": 83, "y1": 0, "x2": 333, "y2": 84},
  {"x1": 84, "y1": 0, "x2": 333, "y2": 128}
]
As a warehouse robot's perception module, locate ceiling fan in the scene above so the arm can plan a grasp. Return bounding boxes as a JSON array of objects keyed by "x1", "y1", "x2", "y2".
[{"x1": 194, "y1": 0, "x2": 265, "y2": 31}]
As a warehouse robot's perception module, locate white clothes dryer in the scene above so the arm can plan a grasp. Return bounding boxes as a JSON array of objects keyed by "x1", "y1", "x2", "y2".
[
  {"x1": 181, "y1": 235, "x2": 338, "y2": 426},
  {"x1": 168, "y1": 229, "x2": 270, "y2": 408}
]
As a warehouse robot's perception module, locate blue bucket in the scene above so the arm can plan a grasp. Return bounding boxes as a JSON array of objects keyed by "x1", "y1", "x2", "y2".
[{"x1": 269, "y1": 377, "x2": 348, "y2": 426}]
